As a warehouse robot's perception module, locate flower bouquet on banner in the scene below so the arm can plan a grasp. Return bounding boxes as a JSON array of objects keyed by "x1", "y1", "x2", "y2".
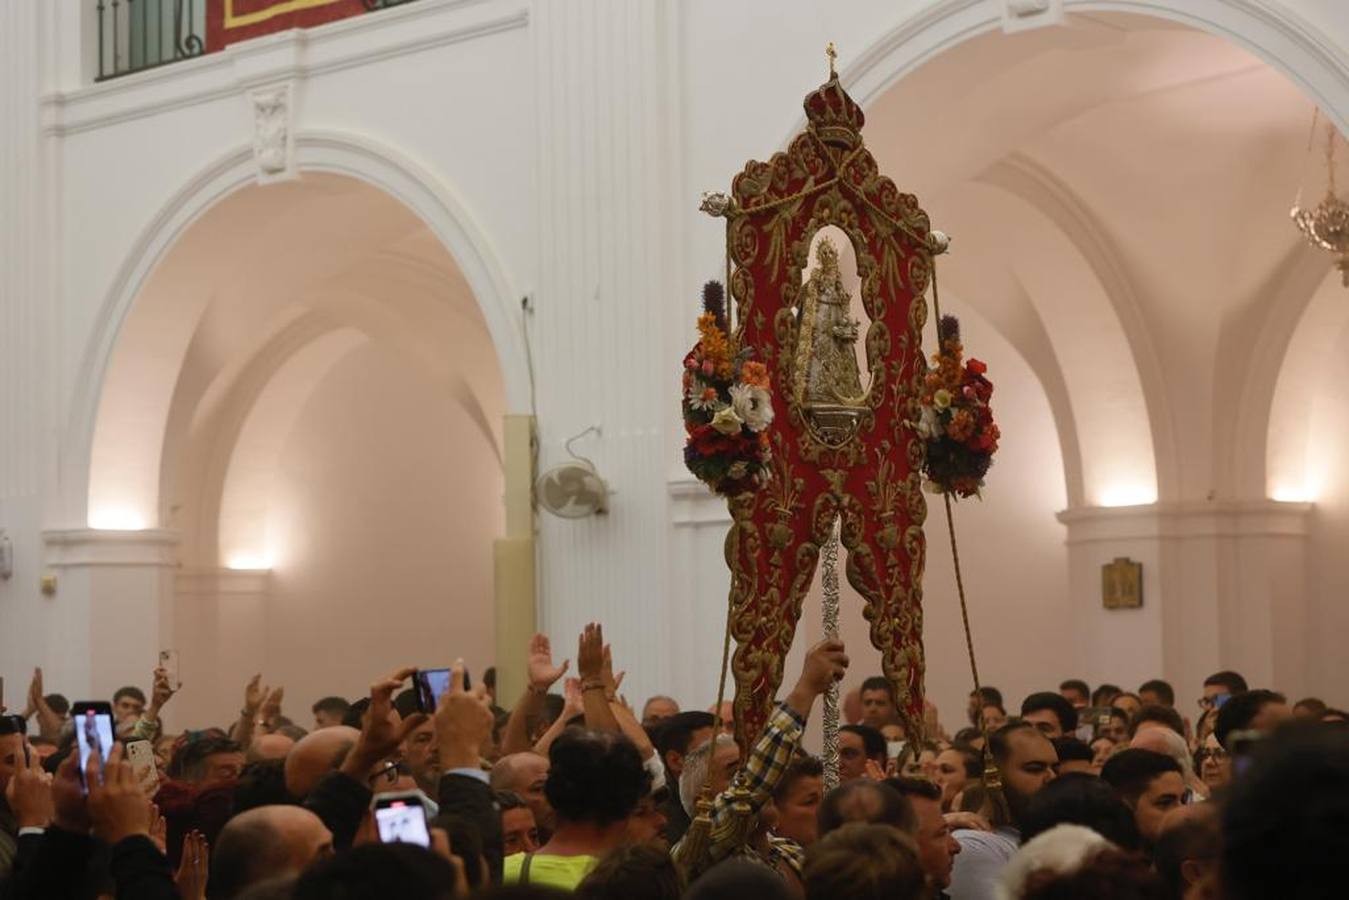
[
  {"x1": 682, "y1": 282, "x2": 774, "y2": 496},
  {"x1": 915, "y1": 315, "x2": 1000, "y2": 498}
]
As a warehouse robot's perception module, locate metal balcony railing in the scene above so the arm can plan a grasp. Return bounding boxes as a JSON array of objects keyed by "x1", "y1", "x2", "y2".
[
  {"x1": 95, "y1": 0, "x2": 423, "y2": 82},
  {"x1": 95, "y1": 0, "x2": 206, "y2": 82}
]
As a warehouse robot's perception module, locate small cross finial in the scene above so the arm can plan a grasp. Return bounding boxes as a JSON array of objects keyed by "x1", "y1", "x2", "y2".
[{"x1": 826, "y1": 42, "x2": 837, "y2": 78}]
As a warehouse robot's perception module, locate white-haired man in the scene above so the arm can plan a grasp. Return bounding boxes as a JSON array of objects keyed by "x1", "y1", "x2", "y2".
[
  {"x1": 673, "y1": 639, "x2": 849, "y2": 881},
  {"x1": 1130, "y1": 724, "x2": 1208, "y2": 801}
]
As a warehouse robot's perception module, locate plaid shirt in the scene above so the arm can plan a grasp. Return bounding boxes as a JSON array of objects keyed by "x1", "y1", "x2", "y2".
[{"x1": 673, "y1": 702, "x2": 806, "y2": 877}]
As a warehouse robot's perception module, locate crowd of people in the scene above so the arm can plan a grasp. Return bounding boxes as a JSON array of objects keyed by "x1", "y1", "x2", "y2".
[{"x1": 1, "y1": 625, "x2": 1346, "y2": 900}]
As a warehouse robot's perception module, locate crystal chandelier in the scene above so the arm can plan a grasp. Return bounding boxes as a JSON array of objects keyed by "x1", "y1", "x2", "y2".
[{"x1": 1291, "y1": 111, "x2": 1349, "y2": 286}]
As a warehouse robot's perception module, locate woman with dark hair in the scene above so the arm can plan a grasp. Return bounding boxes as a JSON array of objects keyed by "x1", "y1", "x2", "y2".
[
  {"x1": 933, "y1": 744, "x2": 982, "y2": 811},
  {"x1": 503, "y1": 728, "x2": 651, "y2": 891}
]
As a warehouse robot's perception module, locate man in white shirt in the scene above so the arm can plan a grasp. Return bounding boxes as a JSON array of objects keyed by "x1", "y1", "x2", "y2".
[{"x1": 948, "y1": 722, "x2": 1058, "y2": 900}]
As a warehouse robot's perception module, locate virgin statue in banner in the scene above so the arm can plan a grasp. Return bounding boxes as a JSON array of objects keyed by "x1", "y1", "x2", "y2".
[{"x1": 687, "y1": 55, "x2": 938, "y2": 749}]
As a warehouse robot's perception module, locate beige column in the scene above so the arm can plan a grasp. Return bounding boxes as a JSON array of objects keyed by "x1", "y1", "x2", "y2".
[
  {"x1": 42, "y1": 528, "x2": 179, "y2": 704},
  {"x1": 493, "y1": 414, "x2": 536, "y2": 703}
]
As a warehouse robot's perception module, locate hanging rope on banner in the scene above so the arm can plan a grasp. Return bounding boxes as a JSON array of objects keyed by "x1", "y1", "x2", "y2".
[{"x1": 927, "y1": 236, "x2": 1008, "y2": 819}]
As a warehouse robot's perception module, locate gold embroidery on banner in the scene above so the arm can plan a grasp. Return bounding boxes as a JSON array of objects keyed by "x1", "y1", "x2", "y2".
[{"x1": 721, "y1": 78, "x2": 934, "y2": 745}]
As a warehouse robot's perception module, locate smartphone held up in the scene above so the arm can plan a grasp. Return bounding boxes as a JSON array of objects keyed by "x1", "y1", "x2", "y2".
[
  {"x1": 373, "y1": 791, "x2": 432, "y2": 847},
  {"x1": 413, "y1": 666, "x2": 470, "y2": 714},
  {"x1": 158, "y1": 649, "x2": 182, "y2": 691},
  {"x1": 73, "y1": 701, "x2": 115, "y2": 791}
]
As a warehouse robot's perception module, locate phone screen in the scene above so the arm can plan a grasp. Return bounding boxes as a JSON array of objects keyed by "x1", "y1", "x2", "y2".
[
  {"x1": 375, "y1": 800, "x2": 431, "y2": 847},
  {"x1": 159, "y1": 649, "x2": 181, "y2": 691},
  {"x1": 415, "y1": 667, "x2": 469, "y2": 713},
  {"x1": 75, "y1": 705, "x2": 115, "y2": 789}
]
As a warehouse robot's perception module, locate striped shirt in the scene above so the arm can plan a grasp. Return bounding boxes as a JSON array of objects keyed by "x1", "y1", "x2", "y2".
[{"x1": 672, "y1": 702, "x2": 806, "y2": 878}]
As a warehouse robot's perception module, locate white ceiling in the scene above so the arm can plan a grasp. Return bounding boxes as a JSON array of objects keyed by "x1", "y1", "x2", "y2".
[{"x1": 862, "y1": 12, "x2": 1337, "y2": 504}]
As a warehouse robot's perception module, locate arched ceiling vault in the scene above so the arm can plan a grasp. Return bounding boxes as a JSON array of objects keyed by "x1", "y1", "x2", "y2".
[
  {"x1": 92, "y1": 172, "x2": 505, "y2": 566},
  {"x1": 862, "y1": 11, "x2": 1324, "y2": 505}
]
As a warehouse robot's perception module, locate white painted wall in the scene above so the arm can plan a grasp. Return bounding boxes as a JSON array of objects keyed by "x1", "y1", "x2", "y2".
[
  {"x1": 3, "y1": 0, "x2": 1349, "y2": 728},
  {"x1": 1304, "y1": 321, "x2": 1349, "y2": 706},
  {"x1": 169, "y1": 340, "x2": 503, "y2": 728}
]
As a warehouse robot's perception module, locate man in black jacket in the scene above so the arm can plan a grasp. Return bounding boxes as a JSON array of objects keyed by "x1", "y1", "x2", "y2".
[
  {"x1": 430, "y1": 662, "x2": 501, "y2": 883},
  {"x1": 7, "y1": 742, "x2": 179, "y2": 900}
]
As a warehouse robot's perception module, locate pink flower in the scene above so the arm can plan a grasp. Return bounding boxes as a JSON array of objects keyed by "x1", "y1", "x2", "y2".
[{"x1": 702, "y1": 360, "x2": 715, "y2": 376}]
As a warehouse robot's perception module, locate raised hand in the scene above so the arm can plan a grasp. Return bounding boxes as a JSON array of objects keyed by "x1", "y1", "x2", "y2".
[
  {"x1": 434, "y1": 661, "x2": 494, "y2": 771},
  {"x1": 149, "y1": 667, "x2": 176, "y2": 717},
  {"x1": 5, "y1": 742, "x2": 54, "y2": 829},
  {"x1": 562, "y1": 677, "x2": 583, "y2": 717},
  {"x1": 149, "y1": 803, "x2": 167, "y2": 854},
  {"x1": 88, "y1": 743, "x2": 155, "y2": 846},
  {"x1": 864, "y1": 758, "x2": 887, "y2": 782},
  {"x1": 577, "y1": 623, "x2": 605, "y2": 683},
  {"x1": 51, "y1": 750, "x2": 90, "y2": 834},
  {"x1": 260, "y1": 686, "x2": 285, "y2": 723},
  {"x1": 798, "y1": 639, "x2": 848, "y2": 696},
  {"x1": 785, "y1": 639, "x2": 849, "y2": 720},
  {"x1": 175, "y1": 830, "x2": 210, "y2": 900},
  {"x1": 243, "y1": 674, "x2": 268, "y2": 716},
  {"x1": 345, "y1": 667, "x2": 427, "y2": 776},
  {"x1": 600, "y1": 645, "x2": 625, "y2": 699},
  {"x1": 24, "y1": 667, "x2": 44, "y2": 718},
  {"x1": 527, "y1": 634, "x2": 569, "y2": 692}
]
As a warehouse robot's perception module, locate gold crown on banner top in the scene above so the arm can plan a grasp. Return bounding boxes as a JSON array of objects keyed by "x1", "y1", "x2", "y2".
[{"x1": 804, "y1": 43, "x2": 865, "y2": 150}]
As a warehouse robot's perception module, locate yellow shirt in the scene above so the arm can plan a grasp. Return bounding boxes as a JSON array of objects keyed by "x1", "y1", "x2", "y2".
[{"x1": 502, "y1": 852, "x2": 597, "y2": 891}]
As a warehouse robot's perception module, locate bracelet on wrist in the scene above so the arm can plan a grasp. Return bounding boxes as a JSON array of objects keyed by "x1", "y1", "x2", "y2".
[{"x1": 582, "y1": 682, "x2": 606, "y2": 693}]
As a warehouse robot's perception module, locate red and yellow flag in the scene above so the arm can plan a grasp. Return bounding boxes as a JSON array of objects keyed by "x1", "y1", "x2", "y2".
[{"x1": 207, "y1": 0, "x2": 370, "y2": 50}]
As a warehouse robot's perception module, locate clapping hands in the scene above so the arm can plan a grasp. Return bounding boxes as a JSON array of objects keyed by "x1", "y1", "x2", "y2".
[{"x1": 527, "y1": 634, "x2": 569, "y2": 692}]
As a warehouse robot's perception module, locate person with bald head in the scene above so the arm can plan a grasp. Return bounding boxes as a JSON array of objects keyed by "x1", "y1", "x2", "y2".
[
  {"x1": 817, "y1": 780, "x2": 916, "y2": 838},
  {"x1": 491, "y1": 751, "x2": 553, "y2": 836},
  {"x1": 291, "y1": 667, "x2": 429, "y2": 850},
  {"x1": 208, "y1": 805, "x2": 334, "y2": 899},
  {"x1": 641, "y1": 696, "x2": 680, "y2": 728},
  {"x1": 285, "y1": 726, "x2": 360, "y2": 801},
  {"x1": 247, "y1": 732, "x2": 295, "y2": 763},
  {"x1": 1130, "y1": 724, "x2": 1208, "y2": 801}
]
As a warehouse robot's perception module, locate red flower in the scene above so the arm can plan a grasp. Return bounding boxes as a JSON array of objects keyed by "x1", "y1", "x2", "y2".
[{"x1": 967, "y1": 359, "x2": 987, "y2": 376}]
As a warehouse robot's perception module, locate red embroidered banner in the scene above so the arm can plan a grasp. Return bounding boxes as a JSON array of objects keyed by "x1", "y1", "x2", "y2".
[
  {"x1": 206, "y1": 0, "x2": 369, "y2": 50},
  {"x1": 721, "y1": 75, "x2": 933, "y2": 746}
]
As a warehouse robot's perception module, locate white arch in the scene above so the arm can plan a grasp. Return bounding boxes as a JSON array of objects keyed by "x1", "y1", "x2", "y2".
[
  {"x1": 843, "y1": 1, "x2": 1349, "y2": 133},
  {"x1": 826, "y1": 0, "x2": 1349, "y2": 507},
  {"x1": 1266, "y1": 266, "x2": 1349, "y2": 501},
  {"x1": 70, "y1": 131, "x2": 529, "y2": 529}
]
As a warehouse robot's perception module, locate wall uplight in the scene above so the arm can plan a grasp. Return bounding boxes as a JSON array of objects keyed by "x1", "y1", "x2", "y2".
[
  {"x1": 1270, "y1": 483, "x2": 1317, "y2": 503},
  {"x1": 88, "y1": 507, "x2": 148, "y2": 530},
  {"x1": 1096, "y1": 484, "x2": 1157, "y2": 508},
  {"x1": 226, "y1": 553, "x2": 274, "y2": 571}
]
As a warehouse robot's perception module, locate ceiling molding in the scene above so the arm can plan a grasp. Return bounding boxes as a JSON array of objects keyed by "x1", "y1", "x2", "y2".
[{"x1": 43, "y1": 528, "x2": 180, "y2": 567}]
